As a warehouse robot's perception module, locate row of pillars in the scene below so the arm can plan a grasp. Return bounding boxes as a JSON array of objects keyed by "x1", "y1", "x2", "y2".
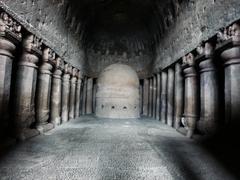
[
  {"x1": 0, "y1": 10, "x2": 94, "y2": 141},
  {"x1": 142, "y1": 22, "x2": 240, "y2": 138}
]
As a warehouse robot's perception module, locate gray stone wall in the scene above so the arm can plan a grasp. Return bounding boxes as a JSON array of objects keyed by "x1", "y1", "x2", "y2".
[
  {"x1": 154, "y1": 0, "x2": 240, "y2": 70},
  {"x1": 86, "y1": 49, "x2": 153, "y2": 79},
  {"x1": 0, "y1": 0, "x2": 86, "y2": 71}
]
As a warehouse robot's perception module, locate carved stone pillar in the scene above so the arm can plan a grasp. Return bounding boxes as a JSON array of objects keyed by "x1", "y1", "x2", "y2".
[
  {"x1": 92, "y1": 79, "x2": 97, "y2": 113},
  {"x1": 197, "y1": 42, "x2": 219, "y2": 134},
  {"x1": 156, "y1": 73, "x2": 161, "y2": 120},
  {"x1": 167, "y1": 68, "x2": 174, "y2": 127},
  {"x1": 35, "y1": 48, "x2": 55, "y2": 133},
  {"x1": 139, "y1": 82, "x2": 143, "y2": 115},
  {"x1": 50, "y1": 57, "x2": 63, "y2": 126},
  {"x1": 143, "y1": 79, "x2": 149, "y2": 116},
  {"x1": 160, "y1": 71, "x2": 167, "y2": 123},
  {"x1": 174, "y1": 62, "x2": 184, "y2": 129},
  {"x1": 75, "y1": 70, "x2": 82, "y2": 117},
  {"x1": 148, "y1": 78, "x2": 153, "y2": 117},
  {"x1": 69, "y1": 68, "x2": 77, "y2": 120},
  {"x1": 81, "y1": 77, "x2": 87, "y2": 115},
  {"x1": 153, "y1": 75, "x2": 157, "y2": 119},
  {"x1": 86, "y1": 78, "x2": 93, "y2": 114},
  {"x1": 182, "y1": 54, "x2": 198, "y2": 138},
  {"x1": 0, "y1": 12, "x2": 21, "y2": 138},
  {"x1": 220, "y1": 23, "x2": 240, "y2": 126},
  {"x1": 14, "y1": 34, "x2": 42, "y2": 140},
  {"x1": 61, "y1": 64, "x2": 71, "y2": 123}
]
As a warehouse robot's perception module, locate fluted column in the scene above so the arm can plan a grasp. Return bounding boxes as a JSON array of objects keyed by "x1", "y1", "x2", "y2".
[
  {"x1": 14, "y1": 34, "x2": 42, "y2": 140},
  {"x1": 153, "y1": 75, "x2": 157, "y2": 119},
  {"x1": 86, "y1": 78, "x2": 93, "y2": 114},
  {"x1": 69, "y1": 68, "x2": 77, "y2": 120},
  {"x1": 196, "y1": 42, "x2": 219, "y2": 135},
  {"x1": 182, "y1": 54, "x2": 198, "y2": 138},
  {"x1": 220, "y1": 23, "x2": 240, "y2": 126},
  {"x1": 0, "y1": 12, "x2": 21, "y2": 138},
  {"x1": 156, "y1": 73, "x2": 161, "y2": 120},
  {"x1": 50, "y1": 57, "x2": 63, "y2": 126},
  {"x1": 35, "y1": 48, "x2": 55, "y2": 133},
  {"x1": 61, "y1": 64, "x2": 71, "y2": 123},
  {"x1": 148, "y1": 78, "x2": 153, "y2": 117},
  {"x1": 81, "y1": 77, "x2": 87, "y2": 115},
  {"x1": 160, "y1": 71, "x2": 167, "y2": 123},
  {"x1": 174, "y1": 62, "x2": 184, "y2": 129},
  {"x1": 75, "y1": 70, "x2": 82, "y2": 117},
  {"x1": 143, "y1": 79, "x2": 149, "y2": 116}
]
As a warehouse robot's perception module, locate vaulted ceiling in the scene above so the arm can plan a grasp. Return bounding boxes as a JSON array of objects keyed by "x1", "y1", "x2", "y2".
[{"x1": 67, "y1": 0, "x2": 182, "y2": 53}]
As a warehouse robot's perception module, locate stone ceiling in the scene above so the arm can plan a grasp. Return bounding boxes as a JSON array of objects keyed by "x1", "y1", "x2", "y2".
[{"x1": 66, "y1": 0, "x2": 180, "y2": 77}]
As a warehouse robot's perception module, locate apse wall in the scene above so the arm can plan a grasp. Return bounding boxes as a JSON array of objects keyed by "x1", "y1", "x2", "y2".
[
  {"x1": 0, "y1": 0, "x2": 85, "y2": 70},
  {"x1": 96, "y1": 64, "x2": 140, "y2": 119}
]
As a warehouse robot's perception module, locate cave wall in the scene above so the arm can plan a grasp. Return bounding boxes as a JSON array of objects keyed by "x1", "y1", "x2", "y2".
[
  {"x1": 154, "y1": 0, "x2": 240, "y2": 70},
  {"x1": 87, "y1": 49, "x2": 153, "y2": 79},
  {"x1": 0, "y1": 0, "x2": 86, "y2": 70}
]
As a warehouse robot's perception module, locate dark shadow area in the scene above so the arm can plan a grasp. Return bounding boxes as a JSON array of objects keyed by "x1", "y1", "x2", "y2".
[{"x1": 197, "y1": 122, "x2": 240, "y2": 179}]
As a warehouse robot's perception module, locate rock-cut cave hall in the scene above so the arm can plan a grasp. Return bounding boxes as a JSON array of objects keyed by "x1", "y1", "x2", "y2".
[{"x1": 0, "y1": 0, "x2": 240, "y2": 179}]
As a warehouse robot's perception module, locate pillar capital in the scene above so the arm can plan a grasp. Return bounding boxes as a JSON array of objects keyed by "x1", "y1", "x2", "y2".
[
  {"x1": 196, "y1": 41, "x2": 216, "y2": 73},
  {"x1": 0, "y1": 11, "x2": 21, "y2": 58},
  {"x1": 197, "y1": 41, "x2": 215, "y2": 57},
  {"x1": 23, "y1": 34, "x2": 43, "y2": 56},
  {"x1": 52, "y1": 57, "x2": 63, "y2": 78},
  {"x1": 71, "y1": 68, "x2": 78, "y2": 84},
  {"x1": 220, "y1": 23, "x2": 240, "y2": 66},
  {"x1": 77, "y1": 70, "x2": 83, "y2": 80},
  {"x1": 182, "y1": 53, "x2": 197, "y2": 77},
  {"x1": 43, "y1": 47, "x2": 56, "y2": 63},
  {"x1": 0, "y1": 11, "x2": 22, "y2": 42},
  {"x1": 19, "y1": 34, "x2": 42, "y2": 68}
]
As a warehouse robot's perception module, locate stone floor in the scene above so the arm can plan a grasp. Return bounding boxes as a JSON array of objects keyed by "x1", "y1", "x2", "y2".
[{"x1": 0, "y1": 116, "x2": 237, "y2": 180}]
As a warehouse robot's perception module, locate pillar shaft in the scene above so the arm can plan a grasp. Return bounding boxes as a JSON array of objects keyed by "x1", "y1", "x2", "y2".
[
  {"x1": 167, "y1": 68, "x2": 174, "y2": 126},
  {"x1": 36, "y1": 48, "x2": 54, "y2": 132},
  {"x1": 221, "y1": 25, "x2": 240, "y2": 126},
  {"x1": 92, "y1": 79, "x2": 97, "y2": 113},
  {"x1": 148, "y1": 78, "x2": 153, "y2": 117},
  {"x1": 143, "y1": 79, "x2": 149, "y2": 116},
  {"x1": 182, "y1": 54, "x2": 198, "y2": 138},
  {"x1": 160, "y1": 71, "x2": 167, "y2": 123},
  {"x1": 139, "y1": 82, "x2": 143, "y2": 115},
  {"x1": 61, "y1": 65, "x2": 71, "y2": 123},
  {"x1": 75, "y1": 72, "x2": 82, "y2": 117},
  {"x1": 69, "y1": 68, "x2": 77, "y2": 119},
  {"x1": 156, "y1": 73, "x2": 161, "y2": 120},
  {"x1": 0, "y1": 15, "x2": 20, "y2": 138},
  {"x1": 174, "y1": 63, "x2": 184, "y2": 129},
  {"x1": 198, "y1": 42, "x2": 219, "y2": 134},
  {"x1": 153, "y1": 75, "x2": 157, "y2": 119},
  {"x1": 81, "y1": 77, "x2": 87, "y2": 115},
  {"x1": 50, "y1": 58, "x2": 63, "y2": 126},
  {"x1": 14, "y1": 35, "x2": 41, "y2": 140},
  {"x1": 86, "y1": 78, "x2": 93, "y2": 114}
]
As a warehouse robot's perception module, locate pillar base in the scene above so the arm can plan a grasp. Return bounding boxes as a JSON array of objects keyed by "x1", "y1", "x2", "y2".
[
  {"x1": 174, "y1": 117, "x2": 181, "y2": 129},
  {"x1": 186, "y1": 129, "x2": 194, "y2": 138},
  {"x1": 16, "y1": 128, "x2": 40, "y2": 141},
  {"x1": 182, "y1": 116, "x2": 197, "y2": 138},
  {"x1": 36, "y1": 123, "x2": 54, "y2": 134},
  {"x1": 197, "y1": 118, "x2": 218, "y2": 135},
  {"x1": 51, "y1": 117, "x2": 61, "y2": 127}
]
